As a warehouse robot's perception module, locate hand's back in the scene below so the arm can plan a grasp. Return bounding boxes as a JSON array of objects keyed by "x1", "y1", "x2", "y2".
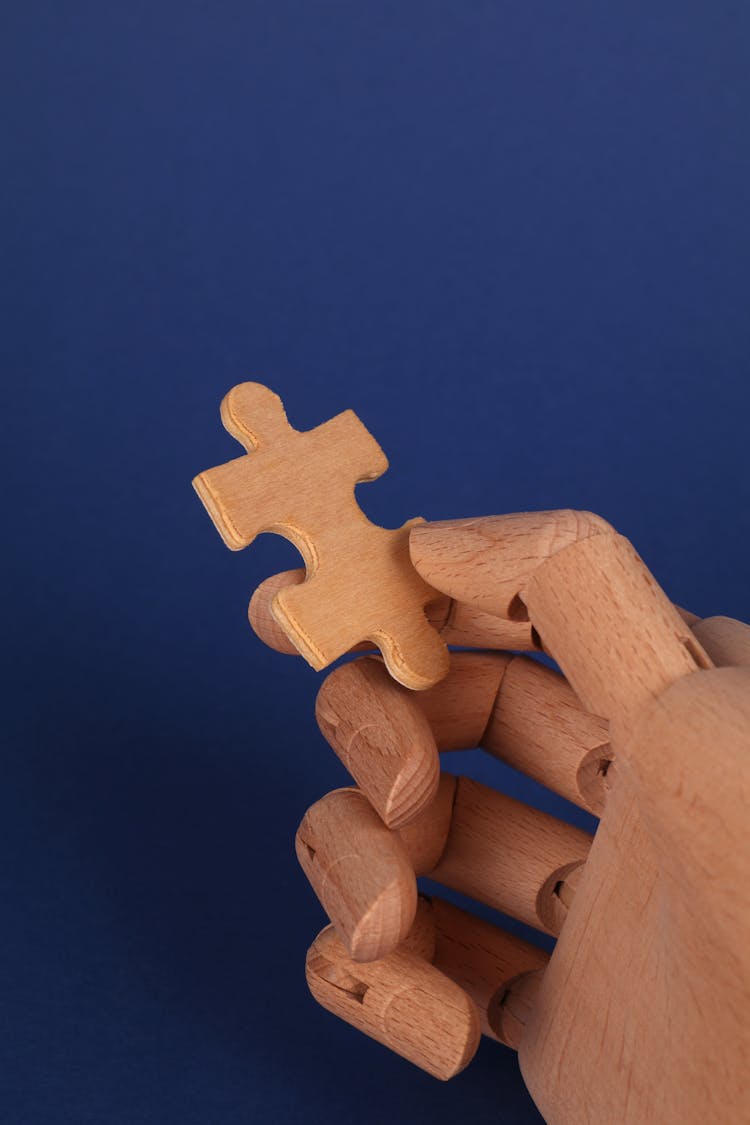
[{"x1": 522, "y1": 665, "x2": 749, "y2": 1123}]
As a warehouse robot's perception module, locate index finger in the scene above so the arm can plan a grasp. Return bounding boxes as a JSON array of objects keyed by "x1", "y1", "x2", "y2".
[
  {"x1": 409, "y1": 510, "x2": 613, "y2": 620},
  {"x1": 409, "y1": 511, "x2": 711, "y2": 740}
]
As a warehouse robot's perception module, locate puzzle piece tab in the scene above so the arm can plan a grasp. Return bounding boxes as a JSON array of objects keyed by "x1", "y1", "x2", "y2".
[{"x1": 193, "y1": 382, "x2": 449, "y2": 690}]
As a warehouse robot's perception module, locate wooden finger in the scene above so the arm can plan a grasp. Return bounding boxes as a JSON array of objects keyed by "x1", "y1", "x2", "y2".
[
  {"x1": 248, "y1": 569, "x2": 305, "y2": 654},
  {"x1": 296, "y1": 788, "x2": 417, "y2": 962},
  {"x1": 318, "y1": 650, "x2": 610, "y2": 824},
  {"x1": 519, "y1": 532, "x2": 713, "y2": 742},
  {"x1": 431, "y1": 596, "x2": 537, "y2": 651},
  {"x1": 424, "y1": 896, "x2": 550, "y2": 1048},
  {"x1": 398, "y1": 896, "x2": 551, "y2": 1048},
  {"x1": 306, "y1": 920, "x2": 481, "y2": 1080},
  {"x1": 306, "y1": 892, "x2": 551, "y2": 1078},
  {"x1": 691, "y1": 614, "x2": 750, "y2": 668},
  {"x1": 315, "y1": 652, "x2": 510, "y2": 829},
  {"x1": 409, "y1": 515, "x2": 704, "y2": 731},
  {"x1": 412, "y1": 651, "x2": 512, "y2": 750},
  {"x1": 409, "y1": 510, "x2": 612, "y2": 619},
  {"x1": 401, "y1": 775, "x2": 593, "y2": 935},
  {"x1": 396, "y1": 772, "x2": 457, "y2": 874},
  {"x1": 482, "y1": 655, "x2": 611, "y2": 813},
  {"x1": 297, "y1": 766, "x2": 589, "y2": 964},
  {"x1": 249, "y1": 568, "x2": 536, "y2": 655},
  {"x1": 315, "y1": 657, "x2": 441, "y2": 829}
]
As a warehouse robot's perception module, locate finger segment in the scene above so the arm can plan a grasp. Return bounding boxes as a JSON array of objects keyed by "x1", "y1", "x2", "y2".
[
  {"x1": 248, "y1": 569, "x2": 304, "y2": 653},
  {"x1": 315, "y1": 657, "x2": 440, "y2": 829},
  {"x1": 413, "y1": 652, "x2": 511, "y2": 751},
  {"x1": 316, "y1": 650, "x2": 614, "y2": 823},
  {"x1": 306, "y1": 921, "x2": 481, "y2": 1080},
  {"x1": 427, "y1": 896, "x2": 549, "y2": 1047},
  {"x1": 437, "y1": 598, "x2": 536, "y2": 650},
  {"x1": 692, "y1": 615, "x2": 750, "y2": 668},
  {"x1": 423, "y1": 777, "x2": 592, "y2": 935},
  {"x1": 409, "y1": 511, "x2": 610, "y2": 619},
  {"x1": 520, "y1": 532, "x2": 713, "y2": 741},
  {"x1": 306, "y1": 893, "x2": 552, "y2": 1077},
  {"x1": 483, "y1": 655, "x2": 611, "y2": 813},
  {"x1": 396, "y1": 772, "x2": 457, "y2": 873},
  {"x1": 296, "y1": 788, "x2": 417, "y2": 962}
]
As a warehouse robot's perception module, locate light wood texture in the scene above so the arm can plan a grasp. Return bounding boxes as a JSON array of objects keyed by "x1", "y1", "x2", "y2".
[
  {"x1": 314, "y1": 652, "x2": 511, "y2": 828},
  {"x1": 396, "y1": 772, "x2": 457, "y2": 875},
  {"x1": 427, "y1": 897, "x2": 549, "y2": 1047},
  {"x1": 522, "y1": 781, "x2": 664, "y2": 1122},
  {"x1": 519, "y1": 531, "x2": 713, "y2": 742},
  {"x1": 399, "y1": 515, "x2": 750, "y2": 1122},
  {"x1": 295, "y1": 788, "x2": 416, "y2": 962},
  {"x1": 306, "y1": 921, "x2": 480, "y2": 1080},
  {"x1": 412, "y1": 516, "x2": 711, "y2": 739},
  {"x1": 315, "y1": 657, "x2": 440, "y2": 830},
  {"x1": 294, "y1": 774, "x2": 456, "y2": 962},
  {"x1": 313, "y1": 650, "x2": 609, "y2": 832},
  {"x1": 413, "y1": 652, "x2": 511, "y2": 751},
  {"x1": 296, "y1": 766, "x2": 590, "y2": 966},
  {"x1": 193, "y1": 383, "x2": 449, "y2": 689},
  {"x1": 692, "y1": 613, "x2": 750, "y2": 668},
  {"x1": 424, "y1": 777, "x2": 592, "y2": 935},
  {"x1": 248, "y1": 567, "x2": 536, "y2": 655},
  {"x1": 437, "y1": 597, "x2": 537, "y2": 650},
  {"x1": 622, "y1": 666, "x2": 750, "y2": 922},
  {"x1": 521, "y1": 673, "x2": 750, "y2": 1125},
  {"x1": 306, "y1": 893, "x2": 552, "y2": 1075},
  {"x1": 250, "y1": 569, "x2": 696, "y2": 660},
  {"x1": 409, "y1": 510, "x2": 611, "y2": 619},
  {"x1": 483, "y1": 655, "x2": 611, "y2": 813}
]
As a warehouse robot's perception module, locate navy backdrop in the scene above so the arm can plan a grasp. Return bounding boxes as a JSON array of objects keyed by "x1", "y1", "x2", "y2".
[{"x1": 3, "y1": 2, "x2": 749, "y2": 1123}]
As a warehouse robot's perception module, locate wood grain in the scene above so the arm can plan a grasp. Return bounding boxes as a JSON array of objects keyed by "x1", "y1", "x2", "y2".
[
  {"x1": 194, "y1": 383, "x2": 449, "y2": 689},
  {"x1": 520, "y1": 532, "x2": 712, "y2": 741},
  {"x1": 425, "y1": 777, "x2": 592, "y2": 935},
  {"x1": 306, "y1": 921, "x2": 480, "y2": 1080},
  {"x1": 482, "y1": 655, "x2": 611, "y2": 813},
  {"x1": 315, "y1": 657, "x2": 440, "y2": 829},
  {"x1": 296, "y1": 788, "x2": 417, "y2": 962}
]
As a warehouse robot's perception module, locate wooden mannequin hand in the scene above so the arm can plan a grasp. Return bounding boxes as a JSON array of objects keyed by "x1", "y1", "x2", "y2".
[{"x1": 252, "y1": 512, "x2": 750, "y2": 1125}]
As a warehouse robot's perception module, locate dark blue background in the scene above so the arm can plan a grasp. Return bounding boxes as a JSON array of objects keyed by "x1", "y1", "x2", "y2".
[{"x1": 3, "y1": 2, "x2": 749, "y2": 1122}]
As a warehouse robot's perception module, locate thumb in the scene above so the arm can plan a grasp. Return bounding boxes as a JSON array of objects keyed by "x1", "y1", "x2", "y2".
[{"x1": 409, "y1": 511, "x2": 611, "y2": 620}]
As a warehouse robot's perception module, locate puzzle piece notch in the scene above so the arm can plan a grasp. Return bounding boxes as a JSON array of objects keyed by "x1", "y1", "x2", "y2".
[{"x1": 193, "y1": 382, "x2": 449, "y2": 690}]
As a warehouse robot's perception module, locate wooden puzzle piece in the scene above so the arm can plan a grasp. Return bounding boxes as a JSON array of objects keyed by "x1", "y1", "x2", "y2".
[{"x1": 192, "y1": 382, "x2": 450, "y2": 690}]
